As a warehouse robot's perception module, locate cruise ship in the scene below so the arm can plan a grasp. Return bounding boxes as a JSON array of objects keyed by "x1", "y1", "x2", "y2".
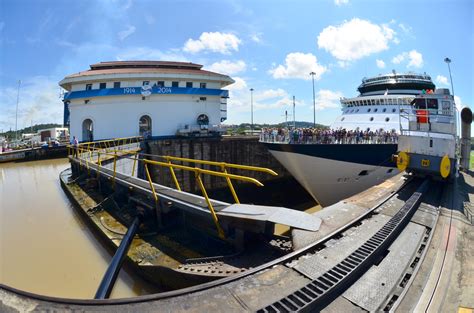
[{"x1": 261, "y1": 72, "x2": 436, "y2": 207}]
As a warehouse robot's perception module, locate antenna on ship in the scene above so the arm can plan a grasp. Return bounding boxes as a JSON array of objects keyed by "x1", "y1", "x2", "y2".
[{"x1": 444, "y1": 57, "x2": 455, "y2": 98}]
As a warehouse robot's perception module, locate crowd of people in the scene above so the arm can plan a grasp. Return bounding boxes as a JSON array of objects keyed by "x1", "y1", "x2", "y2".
[{"x1": 260, "y1": 127, "x2": 398, "y2": 144}]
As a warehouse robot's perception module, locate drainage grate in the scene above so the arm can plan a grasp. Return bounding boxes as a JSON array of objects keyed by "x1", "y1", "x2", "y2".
[{"x1": 258, "y1": 179, "x2": 430, "y2": 313}]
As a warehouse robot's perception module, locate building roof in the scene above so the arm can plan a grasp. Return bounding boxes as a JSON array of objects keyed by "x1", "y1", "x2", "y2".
[{"x1": 64, "y1": 61, "x2": 228, "y2": 79}]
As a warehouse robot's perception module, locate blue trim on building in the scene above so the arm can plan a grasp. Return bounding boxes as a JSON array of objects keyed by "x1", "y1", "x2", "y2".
[
  {"x1": 64, "y1": 86, "x2": 229, "y2": 100},
  {"x1": 263, "y1": 142, "x2": 398, "y2": 167}
]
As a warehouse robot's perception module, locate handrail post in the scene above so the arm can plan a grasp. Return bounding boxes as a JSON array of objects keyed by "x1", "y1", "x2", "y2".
[
  {"x1": 97, "y1": 151, "x2": 101, "y2": 179},
  {"x1": 131, "y1": 153, "x2": 138, "y2": 177},
  {"x1": 167, "y1": 158, "x2": 181, "y2": 191},
  {"x1": 195, "y1": 170, "x2": 225, "y2": 239},
  {"x1": 112, "y1": 154, "x2": 117, "y2": 189},
  {"x1": 145, "y1": 162, "x2": 159, "y2": 203},
  {"x1": 221, "y1": 164, "x2": 240, "y2": 204}
]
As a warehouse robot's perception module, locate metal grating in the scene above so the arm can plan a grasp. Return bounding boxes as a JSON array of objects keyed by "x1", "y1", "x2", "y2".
[{"x1": 257, "y1": 179, "x2": 430, "y2": 313}]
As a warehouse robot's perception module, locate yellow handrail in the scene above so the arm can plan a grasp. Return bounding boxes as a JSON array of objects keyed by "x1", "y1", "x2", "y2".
[{"x1": 69, "y1": 138, "x2": 278, "y2": 240}]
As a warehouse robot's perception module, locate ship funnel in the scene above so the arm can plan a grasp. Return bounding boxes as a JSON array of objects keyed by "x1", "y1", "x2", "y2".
[{"x1": 460, "y1": 106, "x2": 473, "y2": 171}]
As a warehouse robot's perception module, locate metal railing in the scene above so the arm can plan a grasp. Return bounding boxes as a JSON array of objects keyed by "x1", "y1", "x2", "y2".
[
  {"x1": 260, "y1": 130, "x2": 398, "y2": 145},
  {"x1": 68, "y1": 138, "x2": 278, "y2": 239}
]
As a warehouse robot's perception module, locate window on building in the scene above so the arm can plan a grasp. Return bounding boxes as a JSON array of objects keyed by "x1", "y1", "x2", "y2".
[
  {"x1": 200, "y1": 82, "x2": 207, "y2": 89},
  {"x1": 172, "y1": 81, "x2": 179, "y2": 87},
  {"x1": 82, "y1": 119, "x2": 93, "y2": 142},
  {"x1": 157, "y1": 81, "x2": 164, "y2": 87},
  {"x1": 143, "y1": 81, "x2": 150, "y2": 86},
  {"x1": 86, "y1": 84, "x2": 92, "y2": 90},
  {"x1": 99, "y1": 83, "x2": 106, "y2": 89},
  {"x1": 186, "y1": 82, "x2": 193, "y2": 88},
  {"x1": 139, "y1": 115, "x2": 152, "y2": 137},
  {"x1": 113, "y1": 82, "x2": 121, "y2": 88}
]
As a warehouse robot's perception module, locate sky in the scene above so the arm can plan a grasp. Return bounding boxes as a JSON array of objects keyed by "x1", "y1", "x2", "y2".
[{"x1": 0, "y1": 0, "x2": 473, "y2": 133}]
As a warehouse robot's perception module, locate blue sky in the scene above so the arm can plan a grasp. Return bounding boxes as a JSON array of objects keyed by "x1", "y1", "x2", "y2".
[{"x1": 0, "y1": 0, "x2": 472, "y2": 133}]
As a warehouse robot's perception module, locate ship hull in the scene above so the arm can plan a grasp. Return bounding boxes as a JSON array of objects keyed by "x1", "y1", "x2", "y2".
[{"x1": 263, "y1": 143, "x2": 399, "y2": 207}]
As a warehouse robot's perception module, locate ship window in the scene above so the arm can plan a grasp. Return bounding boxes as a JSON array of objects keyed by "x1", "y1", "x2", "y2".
[
  {"x1": 113, "y1": 82, "x2": 121, "y2": 88},
  {"x1": 356, "y1": 109, "x2": 359, "y2": 112},
  {"x1": 385, "y1": 117, "x2": 390, "y2": 122},
  {"x1": 172, "y1": 81, "x2": 179, "y2": 87},
  {"x1": 358, "y1": 170, "x2": 369, "y2": 176},
  {"x1": 341, "y1": 117, "x2": 345, "y2": 121},
  {"x1": 387, "y1": 169, "x2": 394, "y2": 174},
  {"x1": 392, "y1": 108, "x2": 396, "y2": 113},
  {"x1": 157, "y1": 81, "x2": 164, "y2": 87},
  {"x1": 374, "y1": 108, "x2": 378, "y2": 112},
  {"x1": 99, "y1": 82, "x2": 106, "y2": 89},
  {"x1": 427, "y1": 99, "x2": 438, "y2": 109},
  {"x1": 200, "y1": 82, "x2": 207, "y2": 88},
  {"x1": 186, "y1": 82, "x2": 193, "y2": 88},
  {"x1": 376, "y1": 99, "x2": 380, "y2": 105},
  {"x1": 86, "y1": 84, "x2": 92, "y2": 90},
  {"x1": 370, "y1": 117, "x2": 374, "y2": 121},
  {"x1": 143, "y1": 81, "x2": 150, "y2": 86},
  {"x1": 383, "y1": 108, "x2": 387, "y2": 112},
  {"x1": 368, "y1": 108, "x2": 371, "y2": 112},
  {"x1": 371, "y1": 99, "x2": 375, "y2": 105},
  {"x1": 380, "y1": 99, "x2": 385, "y2": 104}
]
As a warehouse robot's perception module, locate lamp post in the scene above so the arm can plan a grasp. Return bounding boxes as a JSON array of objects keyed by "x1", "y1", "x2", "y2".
[
  {"x1": 250, "y1": 88, "x2": 254, "y2": 133},
  {"x1": 444, "y1": 57, "x2": 455, "y2": 98},
  {"x1": 310, "y1": 72, "x2": 316, "y2": 128},
  {"x1": 15, "y1": 80, "x2": 21, "y2": 141}
]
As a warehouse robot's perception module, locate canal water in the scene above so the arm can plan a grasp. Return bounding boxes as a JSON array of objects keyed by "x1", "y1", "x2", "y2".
[{"x1": 0, "y1": 158, "x2": 158, "y2": 299}]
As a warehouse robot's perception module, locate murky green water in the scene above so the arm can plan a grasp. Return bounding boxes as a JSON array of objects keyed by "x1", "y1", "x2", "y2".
[{"x1": 0, "y1": 158, "x2": 157, "y2": 299}]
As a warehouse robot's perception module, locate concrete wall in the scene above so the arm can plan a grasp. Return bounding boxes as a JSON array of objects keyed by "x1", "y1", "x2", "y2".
[
  {"x1": 147, "y1": 136, "x2": 292, "y2": 194},
  {"x1": 69, "y1": 94, "x2": 222, "y2": 141}
]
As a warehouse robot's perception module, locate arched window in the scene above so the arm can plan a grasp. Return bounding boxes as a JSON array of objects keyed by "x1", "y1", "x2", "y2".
[
  {"x1": 139, "y1": 115, "x2": 152, "y2": 137},
  {"x1": 82, "y1": 119, "x2": 93, "y2": 142}
]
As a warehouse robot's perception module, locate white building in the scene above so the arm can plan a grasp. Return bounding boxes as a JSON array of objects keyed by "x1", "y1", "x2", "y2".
[{"x1": 59, "y1": 61, "x2": 234, "y2": 142}]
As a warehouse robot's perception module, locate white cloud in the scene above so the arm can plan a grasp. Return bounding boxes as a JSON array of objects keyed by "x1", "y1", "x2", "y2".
[
  {"x1": 407, "y1": 50, "x2": 423, "y2": 68},
  {"x1": 392, "y1": 53, "x2": 405, "y2": 64},
  {"x1": 269, "y1": 52, "x2": 327, "y2": 80},
  {"x1": 392, "y1": 50, "x2": 423, "y2": 68},
  {"x1": 316, "y1": 90, "x2": 343, "y2": 110},
  {"x1": 250, "y1": 33, "x2": 262, "y2": 43},
  {"x1": 118, "y1": 25, "x2": 136, "y2": 41},
  {"x1": 334, "y1": 0, "x2": 349, "y2": 5},
  {"x1": 227, "y1": 87, "x2": 300, "y2": 114},
  {"x1": 317, "y1": 18, "x2": 396, "y2": 61},
  {"x1": 226, "y1": 77, "x2": 247, "y2": 91},
  {"x1": 0, "y1": 77, "x2": 64, "y2": 131},
  {"x1": 255, "y1": 88, "x2": 288, "y2": 102},
  {"x1": 207, "y1": 60, "x2": 247, "y2": 75},
  {"x1": 183, "y1": 32, "x2": 241, "y2": 54},
  {"x1": 436, "y1": 75, "x2": 449, "y2": 86},
  {"x1": 376, "y1": 59, "x2": 386, "y2": 69}
]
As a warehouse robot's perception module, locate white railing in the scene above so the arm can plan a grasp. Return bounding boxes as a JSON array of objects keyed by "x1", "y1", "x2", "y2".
[{"x1": 260, "y1": 128, "x2": 398, "y2": 145}]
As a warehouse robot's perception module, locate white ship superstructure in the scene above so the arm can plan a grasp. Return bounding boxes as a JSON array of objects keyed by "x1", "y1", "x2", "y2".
[{"x1": 262, "y1": 72, "x2": 436, "y2": 207}]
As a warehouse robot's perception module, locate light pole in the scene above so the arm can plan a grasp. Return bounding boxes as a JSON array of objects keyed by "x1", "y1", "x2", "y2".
[
  {"x1": 310, "y1": 72, "x2": 316, "y2": 128},
  {"x1": 15, "y1": 80, "x2": 21, "y2": 141},
  {"x1": 292, "y1": 95, "x2": 296, "y2": 129},
  {"x1": 250, "y1": 88, "x2": 254, "y2": 133},
  {"x1": 444, "y1": 57, "x2": 455, "y2": 98}
]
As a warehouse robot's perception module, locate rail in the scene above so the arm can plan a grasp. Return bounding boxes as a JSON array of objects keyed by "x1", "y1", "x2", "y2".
[
  {"x1": 260, "y1": 129, "x2": 398, "y2": 145},
  {"x1": 68, "y1": 138, "x2": 278, "y2": 239}
]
